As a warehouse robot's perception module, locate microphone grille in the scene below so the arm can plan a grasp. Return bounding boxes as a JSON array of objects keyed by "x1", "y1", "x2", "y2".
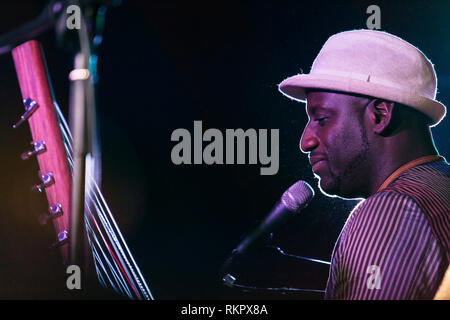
[{"x1": 281, "y1": 180, "x2": 314, "y2": 212}]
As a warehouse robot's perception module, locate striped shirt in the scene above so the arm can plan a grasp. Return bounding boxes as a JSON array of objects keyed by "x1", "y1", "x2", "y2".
[{"x1": 325, "y1": 158, "x2": 450, "y2": 300}]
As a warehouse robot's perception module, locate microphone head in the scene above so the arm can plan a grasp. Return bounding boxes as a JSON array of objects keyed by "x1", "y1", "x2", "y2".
[{"x1": 281, "y1": 180, "x2": 314, "y2": 212}]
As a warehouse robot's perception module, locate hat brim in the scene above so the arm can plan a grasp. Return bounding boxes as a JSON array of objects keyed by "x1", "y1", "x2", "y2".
[{"x1": 279, "y1": 73, "x2": 446, "y2": 127}]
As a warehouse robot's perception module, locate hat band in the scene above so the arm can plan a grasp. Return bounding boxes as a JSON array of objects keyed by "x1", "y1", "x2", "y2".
[{"x1": 310, "y1": 69, "x2": 433, "y2": 98}]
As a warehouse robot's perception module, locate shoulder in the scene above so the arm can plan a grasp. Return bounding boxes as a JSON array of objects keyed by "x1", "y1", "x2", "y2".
[
  {"x1": 336, "y1": 191, "x2": 427, "y2": 275},
  {"x1": 333, "y1": 191, "x2": 446, "y2": 299},
  {"x1": 384, "y1": 160, "x2": 450, "y2": 201},
  {"x1": 341, "y1": 191, "x2": 423, "y2": 244}
]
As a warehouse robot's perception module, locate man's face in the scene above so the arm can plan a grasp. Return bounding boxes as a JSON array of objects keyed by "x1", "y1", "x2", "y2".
[{"x1": 300, "y1": 90, "x2": 371, "y2": 199}]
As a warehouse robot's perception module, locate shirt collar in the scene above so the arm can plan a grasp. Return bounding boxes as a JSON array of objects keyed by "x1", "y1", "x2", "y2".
[{"x1": 376, "y1": 155, "x2": 445, "y2": 192}]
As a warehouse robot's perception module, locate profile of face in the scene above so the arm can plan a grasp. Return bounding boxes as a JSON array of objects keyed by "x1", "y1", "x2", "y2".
[{"x1": 300, "y1": 90, "x2": 372, "y2": 199}]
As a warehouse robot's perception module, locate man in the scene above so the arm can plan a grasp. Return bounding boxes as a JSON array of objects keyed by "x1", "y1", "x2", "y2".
[{"x1": 278, "y1": 30, "x2": 449, "y2": 299}]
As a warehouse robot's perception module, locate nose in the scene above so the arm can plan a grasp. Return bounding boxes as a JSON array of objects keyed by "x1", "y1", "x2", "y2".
[{"x1": 300, "y1": 125, "x2": 319, "y2": 153}]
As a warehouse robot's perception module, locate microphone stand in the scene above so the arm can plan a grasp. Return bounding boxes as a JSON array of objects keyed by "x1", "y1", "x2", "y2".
[
  {"x1": 220, "y1": 238, "x2": 331, "y2": 296},
  {"x1": 68, "y1": 1, "x2": 108, "y2": 283}
]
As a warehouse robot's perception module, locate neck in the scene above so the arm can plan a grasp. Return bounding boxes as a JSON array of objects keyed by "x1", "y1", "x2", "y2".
[{"x1": 366, "y1": 137, "x2": 438, "y2": 197}]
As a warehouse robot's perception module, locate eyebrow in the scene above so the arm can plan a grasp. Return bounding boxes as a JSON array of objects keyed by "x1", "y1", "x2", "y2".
[{"x1": 307, "y1": 104, "x2": 331, "y2": 116}]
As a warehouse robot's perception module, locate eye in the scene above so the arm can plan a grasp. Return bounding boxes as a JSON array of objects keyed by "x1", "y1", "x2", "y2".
[{"x1": 315, "y1": 117, "x2": 328, "y2": 126}]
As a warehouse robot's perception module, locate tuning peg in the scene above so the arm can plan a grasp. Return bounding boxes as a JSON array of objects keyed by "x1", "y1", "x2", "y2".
[
  {"x1": 51, "y1": 230, "x2": 69, "y2": 248},
  {"x1": 39, "y1": 203, "x2": 63, "y2": 225},
  {"x1": 13, "y1": 98, "x2": 39, "y2": 129},
  {"x1": 21, "y1": 140, "x2": 46, "y2": 160},
  {"x1": 32, "y1": 172, "x2": 54, "y2": 192}
]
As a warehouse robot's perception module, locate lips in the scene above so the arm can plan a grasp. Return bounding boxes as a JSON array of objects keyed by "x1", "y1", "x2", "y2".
[
  {"x1": 309, "y1": 155, "x2": 327, "y2": 173},
  {"x1": 309, "y1": 156, "x2": 326, "y2": 167},
  {"x1": 312, "y1": 160, "x2": 326, "y2": 172}
]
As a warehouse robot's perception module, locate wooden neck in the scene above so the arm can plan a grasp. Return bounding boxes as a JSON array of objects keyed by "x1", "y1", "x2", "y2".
[{"x1": 12, "y1": 40, "x2": 71, "y2": 265}]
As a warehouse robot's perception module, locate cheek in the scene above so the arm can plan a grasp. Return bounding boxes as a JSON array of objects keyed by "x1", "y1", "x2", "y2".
[{"x1": 324, "y1": 125, "x2": 358, "y2": 164}]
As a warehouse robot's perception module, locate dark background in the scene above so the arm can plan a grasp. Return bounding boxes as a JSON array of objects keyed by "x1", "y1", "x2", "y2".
[{"x1": 0, "y1": 0, "x2": 448, "y2": 299}]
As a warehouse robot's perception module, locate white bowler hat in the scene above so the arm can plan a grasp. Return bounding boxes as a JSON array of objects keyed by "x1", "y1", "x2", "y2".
[{"x1": 278, "y1": 30, "x2": 446, "y2": 126}]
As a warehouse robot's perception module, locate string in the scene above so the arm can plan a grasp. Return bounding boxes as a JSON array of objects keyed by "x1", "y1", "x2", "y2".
[
  {"x1": 54, "y1": 101, "x2": 153, "y2": 300},
  {"x1": 85, "y1": 199, "x2": 133, "y2": 297},
  {"x1": 70, "y1": 150, "x2": 135, "y2": 298},
  {"x1": 85, "y1": 214, "x2": 129, "y2": 296},
  {"x1": 87, "y1": 173, "x2": 152, "y2": 299},
  {"x1": 57, "y1": 119, "x2": 135, "y2": 297}
]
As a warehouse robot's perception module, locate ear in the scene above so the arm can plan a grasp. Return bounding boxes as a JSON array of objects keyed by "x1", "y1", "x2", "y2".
[{"x1": 366, "y1": 99, "x2": 396, "y2": 135}]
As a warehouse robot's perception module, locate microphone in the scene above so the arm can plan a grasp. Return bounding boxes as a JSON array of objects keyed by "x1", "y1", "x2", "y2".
[
  {"x1": 220, "y1": 180, "x2": 316, "y2": 288},
  {"x1": 232, "y1": 180, "x2": 314, "y2": 256}
]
